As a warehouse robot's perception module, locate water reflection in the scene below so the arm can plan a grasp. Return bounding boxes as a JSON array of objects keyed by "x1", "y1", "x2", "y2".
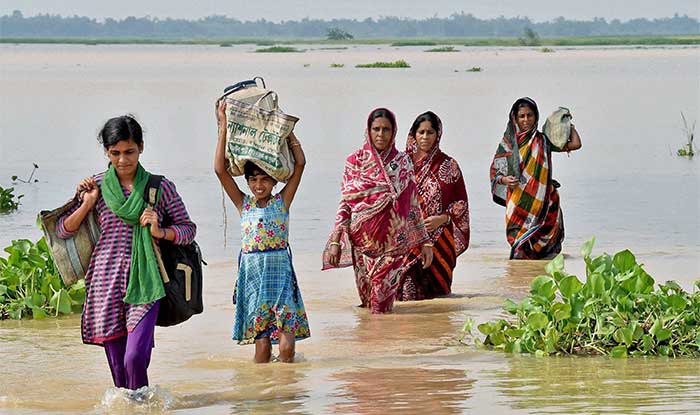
[
  {"x1": 491, "y1": 355, "x2": 700, "y2": 414},
  {"x1": 329, "y1": 367, "x2": 474, "y2": 415}
]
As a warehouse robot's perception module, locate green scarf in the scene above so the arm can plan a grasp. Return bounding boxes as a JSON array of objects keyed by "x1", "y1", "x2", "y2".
[{"x1": 101, "y1": 163, "x2": 165, "y2": 305}]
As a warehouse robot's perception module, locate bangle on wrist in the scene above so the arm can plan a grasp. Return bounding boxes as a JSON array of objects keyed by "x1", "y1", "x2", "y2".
[
  {"x1": 329, "y1": 241, "x2": 341, "y2": 247},
  {"x1": 423, "y1": 242, "x2": 434, "y2": 247}
]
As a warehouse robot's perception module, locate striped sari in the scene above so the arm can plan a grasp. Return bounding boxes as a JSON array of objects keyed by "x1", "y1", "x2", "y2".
[
  {"x1": 398, "y1": 113, "x2": 470, "y2": 300},
  {"x1": 490, "y1": 97, "x2": 564, "y2": 260}
]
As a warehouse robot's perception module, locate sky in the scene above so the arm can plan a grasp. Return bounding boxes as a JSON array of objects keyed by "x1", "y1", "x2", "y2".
[{"x1": 0, "y1": 0, "x2": 698, "y2": 22}]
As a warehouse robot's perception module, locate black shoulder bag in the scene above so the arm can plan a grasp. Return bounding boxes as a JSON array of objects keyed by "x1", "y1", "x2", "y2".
[{"x1": 144, "y1": 174, "x2": 205, "y2": 327}]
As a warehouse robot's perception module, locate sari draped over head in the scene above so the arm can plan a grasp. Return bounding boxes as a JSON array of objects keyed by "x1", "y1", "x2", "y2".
[
  {"x1": 322, "y1": 108, "x2": 429, "y2": 313},
  {"x1": 398, "y1": 112, "x2": 470, "y2": 301},
  {"x1": 489, "y1": 97, "x2": 565, "y2": 260}
]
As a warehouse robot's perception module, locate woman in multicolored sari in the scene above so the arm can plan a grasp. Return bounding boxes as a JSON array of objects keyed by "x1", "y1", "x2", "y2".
[
  {"x1": 323, "y1": 108, "x2": 433, "y2": 314},
  {"x1": 489, "y1": 97, "x2": 581, "y2": 259},
  {"x1": 397, "y1": 111, "x2": 470, "y2": 301}
]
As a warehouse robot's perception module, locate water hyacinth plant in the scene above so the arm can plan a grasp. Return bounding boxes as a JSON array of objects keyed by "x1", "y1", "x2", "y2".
[
  {"x1": 0, "y1": 185, "x2": 23, "y2": 213},
  {"x1": 474, "y1": 238, "x2": 700, "y2": 357},
  {"x1": 0, "y1": 237, "x2": 85, "y2": 320}
]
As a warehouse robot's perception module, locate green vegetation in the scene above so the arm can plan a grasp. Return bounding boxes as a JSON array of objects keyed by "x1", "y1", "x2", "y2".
[
  {"x1": 425, "y1": 46, "x2": 459, "y2": 52},
  {"x1": 391, "y1": 40, "x2": 438, "y2": 46},
  {"x1": 12, "y1": 163, "x2": 39, "y2": 183},
  {"x1": 466, "y1": 67, "x2": 482, "y2": 72},
  {"x1": 2, "y1": 36, "x2": 698, "y2": 47},
  {"x1": 470, "y1": 238, "x2": 700, "y2": 357},
  {"x1": 254, "y1": 46, "x2": 304, "y2": 53},
  {"x1": 330, "y1": 63, "x2": 345, "y2": 68},
  {"x1": 356, "y1": 60, "x2": 410, "y2": 68},
  {"x1": 677, "y1": 112, "x2": 696, "y2": 158},
  {"x1": 0, "y1": 238, "x2": 85, "y2": 320},
  {"x1": 219, "y1": 43, "x2": 233, "y2": 47},
  {"x1": 326, "y1": 27, "x2": 354, "y2": 41},
  {"x1": 0, "y1": 186, "x2": 23, "y2": 213},
  {"x1": 519, "y1": 28, "x2": 542, "y2": 46},
  {"x1": 541, "y1": 47, "x2": 555, "y2": 53}
]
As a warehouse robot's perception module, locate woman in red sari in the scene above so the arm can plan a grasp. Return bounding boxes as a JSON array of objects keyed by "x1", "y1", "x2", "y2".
[
  {"x1": 323, "y1": 108, "x2": 433, "y2": 314},
  {"x1": 397, "y1": 111, "x2": 470, "y2": 301},
  {"x1": 489, "y1": 97, "x2": 581, "y2": 259}
]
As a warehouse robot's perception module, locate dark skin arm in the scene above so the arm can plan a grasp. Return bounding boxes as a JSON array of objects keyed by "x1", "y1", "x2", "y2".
[{"x1": 214, "y1": 99, "x2": 245, "y2": 214}]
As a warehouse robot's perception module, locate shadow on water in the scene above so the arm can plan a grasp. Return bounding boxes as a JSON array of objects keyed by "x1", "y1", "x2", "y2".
[
  {"x1": 328, "y1": 367, "x2": 474, "y2": 415},
  {"x1": 489, "y1": 354, "x2": 700, "y2": 414}
]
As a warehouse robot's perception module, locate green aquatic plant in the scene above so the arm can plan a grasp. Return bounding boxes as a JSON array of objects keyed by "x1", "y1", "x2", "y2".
[
  {"x1": 391, "y1": 41, "x2": 437, "y2": 46},
  {"x1": 465, "y1": 67, "x2": 482, "y2": 72},
  {"x1": 330, "y1": 63, "x2": 345, "y2": 68},
  {"x1": 425, "y1": 46, "x2": 458, "y2": 52},
  {"x1": 0, "y1": 185, "x2": 23, "y2": 213},
  {"x1": 677, "y1": 111, "x2": 696, "y2": 158},
  {"x1": 356, "y1": 60, "x2": 410, "y2": 68},
  {"x1": 0, "y1": 237, "x2": 85, "y2": 320},
  {"x1": 12, "y1": 162, "x2": 39, "y2": 183},
  {"x1": 254, "y1": 46, "x2": 303, "y2": 53},
  {"x1": 471, "y1": 237, "x2": 700, "y2": 357},
  {"x1": 541, "y1": 47, "x2": 555, "y2": 53}
]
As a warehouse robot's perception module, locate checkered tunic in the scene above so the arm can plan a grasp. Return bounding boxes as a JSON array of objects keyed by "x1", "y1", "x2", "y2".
[{"x1": 57, "y1": 172, "x2": 196, "y2": 345}]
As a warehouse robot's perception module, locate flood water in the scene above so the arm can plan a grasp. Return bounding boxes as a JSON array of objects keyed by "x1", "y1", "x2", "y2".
[{"x1": 0, "y1": 44, "x2": 699, "y2": 414}]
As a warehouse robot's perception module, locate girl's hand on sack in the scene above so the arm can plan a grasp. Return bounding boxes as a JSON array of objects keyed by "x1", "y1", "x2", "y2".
[
  {"x1": 140, "y1": 207, "x2": 164, "y2": 238},
  {"x1": 424, "y1": 215, "x2": 448, "y2": 233},
  {"x1": 420, "y1": 244, "x2": 434, "y2": 269},
  {"x1": 216, "y1": 100, "x2": 227, "y2": 134},
  {"x1": 500, "y1": 175, "x2": 519, "y2": 189},
  {"x1": 77, "y1": 177, "x2": 100, "y2": 207},
  {"x1": 328, "y1": 244, "x2": 341, "y2": 267}
]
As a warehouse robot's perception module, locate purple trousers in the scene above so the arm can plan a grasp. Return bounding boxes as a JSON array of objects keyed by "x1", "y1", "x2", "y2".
[{"x1": 103, "y1": 301, "x2": 159, "y2": 390}]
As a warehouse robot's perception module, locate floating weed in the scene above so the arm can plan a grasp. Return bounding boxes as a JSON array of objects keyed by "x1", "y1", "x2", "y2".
[
  {"x1": 466, "y1": 67, "x2": 482, "y2": 72},
  {"x1": 219, "y1": 43, "x2": 233, "y2": 47},
  {"x1": 391, "y1": 41, "x2": 437, "y2": 46},
  {"x1": 356, "y1": 60, "x2": 410, "y2": 68},
  {"x1": 425, "y1": 46, "x2": 458, "y2": 52},
  {"x1": 12, "y1": 163, "x2": 39, "y2": 183},
  {"x1": 0, "y1": 237, "x2": 85, "y2": 319},
  {"x1": 303, "y1": 63, "x2": 311, "y2": 67},
  {"x1": 330, "y1": 63, "x2": 345, "y2": 68},
  {"x1": 677, "y1": 111, "x2": 696, "y2": 158},
  {"x1": 471, "y1": 237, "x2": 700, "y2": 357},
  {"x1": 254, "y1": 46, "x2": 303, "y2": 53},
  {"x1": 0, "y1": 186, "x2": 23, "y2": 213},
  {"x1": 541, "y1": 47, "x2": 555, "y2": 53}
]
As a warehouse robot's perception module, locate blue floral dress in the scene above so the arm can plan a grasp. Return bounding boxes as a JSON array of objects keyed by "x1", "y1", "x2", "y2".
[{"x1": 233, "y1": 194, "x2": 310, "y2": 345}]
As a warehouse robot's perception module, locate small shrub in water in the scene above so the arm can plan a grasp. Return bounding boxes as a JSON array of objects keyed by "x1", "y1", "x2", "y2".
[
  {"x1": 541, "y1": 47, "x2": 555, "y2": 53},
  {"x1": 425, "y1": 46, "x2": 458, "y2": 52},
  {"x1": 466, "y1": 67, "x2": 482, "y2": 72},
  {"x1": 470, "y1": 237, "x2": 700, "y2": 357},
  {"x1": 254, "y1": 46, "x2": 303, "y2": 53},
  {"x1": 0, "y1": 186, "x2": 23, "y2": 213},
  {"x1": 330, "y1": 63, "x2": 345, "y2": 68},
  {"x1": 677, "y1": 111, "x2": 696, "y2": 158}
]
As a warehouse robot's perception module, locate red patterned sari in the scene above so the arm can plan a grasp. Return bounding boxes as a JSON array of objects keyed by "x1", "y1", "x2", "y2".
[
  {"x1": 397, "y1": 113, "x2": 470, "y2": 301},
  {"x1": 323, "y1": 108, "x2": 429, "y2": 313}
]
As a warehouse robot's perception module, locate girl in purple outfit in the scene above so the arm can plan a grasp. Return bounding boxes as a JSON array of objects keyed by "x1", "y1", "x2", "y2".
[{"x1": 57, "y1": 115, "x2": 196, "y2": 391}]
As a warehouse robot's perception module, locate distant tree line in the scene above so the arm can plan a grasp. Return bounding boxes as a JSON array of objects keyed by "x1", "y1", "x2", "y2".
[{"x1": 1, "y1": 10, "x2": 698, "y2": 39}]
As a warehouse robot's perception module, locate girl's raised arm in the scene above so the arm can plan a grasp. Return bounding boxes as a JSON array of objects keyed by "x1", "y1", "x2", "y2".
[
  {"x1": 214, "y1": 100, "x2": 245, "y2": 214},
  {"x1": 280, "y1": 131, "x2": 306, "y2": 210}
]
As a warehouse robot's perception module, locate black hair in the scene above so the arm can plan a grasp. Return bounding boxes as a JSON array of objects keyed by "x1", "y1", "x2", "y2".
[
  {"x1": 243, "y1": 161, "x2": 274, "y2": 181},
  {"x1": 409, "y1": 111, "x2": 440, "y2": 137},
  {"x1": 367, "y1": 108, "x2": 397, "y2": 133},
  {"x1": 98, "y1": 115, "x2": 143, "y2": 149}
]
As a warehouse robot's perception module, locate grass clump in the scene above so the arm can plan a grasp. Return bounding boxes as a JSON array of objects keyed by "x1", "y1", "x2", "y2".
[
  {"x1": 425, "y1": 46, "x2": 458, "y2": 52},
  {"x1": 0, "y1": 237, "x2": 85, "y2": 320},
  {"x1": 391, "y1": 40, "x2": 437, "y2": 46},
  {"x1": 677, "y1": 112, "x2": 696, "y2": 158},
  {"x1": 466, "y1": 237, "x2": 700, "y2": 357},
  {"x1": 330, "y1": 63, "x2": 345, "y2": 68},
  {"x1": 356, "y1": 60, "x2": 410, "y2": 68},
  {"x1": 254, "y1": 46, "x2": 303, "y2": 53},
  {"x1": 466, "y1": 67, "x2": 482, "y2": 72},
  {"x1": 541, "y1": 47, "x2": 555, "y2": 53}
]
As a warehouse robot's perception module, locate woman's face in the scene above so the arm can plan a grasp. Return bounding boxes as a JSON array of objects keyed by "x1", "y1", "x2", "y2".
[
  {"x1": 106, "y1": 139, "x2": 142, "y2": 179},
  {"x1": 415, "y1": 120, "x2": 438, "y2": 153},
  {"x1": 369, "y1": 117, "x2": 393, "y2": 151},
  {"x1": 515, "y1": 105, "x2": 536, "y2": 132}
]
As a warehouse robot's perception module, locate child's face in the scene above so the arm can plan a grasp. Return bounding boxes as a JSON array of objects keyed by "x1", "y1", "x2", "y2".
[{"x1": 247, "y1": 173, "x2": 276, "y2": 201}]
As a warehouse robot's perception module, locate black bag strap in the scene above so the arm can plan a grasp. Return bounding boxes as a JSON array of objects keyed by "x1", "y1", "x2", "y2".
[{"x1": 144, "y1": 174, "x2": 164, "y2": 208}]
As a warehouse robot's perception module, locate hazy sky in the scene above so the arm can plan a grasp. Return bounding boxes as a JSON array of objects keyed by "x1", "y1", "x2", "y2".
[{"x1": 1, "y1": 1, "x2": 698, "y2": 22}]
